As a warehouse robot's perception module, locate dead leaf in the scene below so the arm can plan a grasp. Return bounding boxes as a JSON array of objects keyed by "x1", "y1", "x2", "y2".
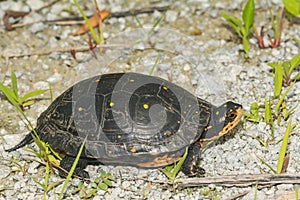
[
  {"x1": 72, "y1": 10, "x2": 110, "y2": 36},
  {"x1": 281, "y1": 153, "x2": 290, "y2": 173}
]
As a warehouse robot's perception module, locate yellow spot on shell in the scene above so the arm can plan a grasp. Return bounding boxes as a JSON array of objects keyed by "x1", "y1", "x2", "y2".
[
  {"x1": 177, "y1": 120, "x2": 181, "y2": 124},
  {"x1": 130, "y1": 147, "x2": 137, "y2": 153},
  {"x1": 117, "y1": 135, "x2": 122, "y2": 139},
  {"x1": 78, "y1": 107, "x2": 83, "y2": 112},
  {"x1": 215, "y1": 111, "x2": 219, "y2": 116},
  {"x1": 163, "y1": 86, "x2": 168, "y2": 90},
  {"x1": 143, "y1": 104, "x2": 149, "y2": 109},
  {"x1": 95, "y1": 79, "x2": 100, "y2": 82},
  {"x1": 110, "y1": 102, "x2": 114, "y2": 107},
  {"x1": 129, "y1": 79, "x2": 135, "y2": 83}
]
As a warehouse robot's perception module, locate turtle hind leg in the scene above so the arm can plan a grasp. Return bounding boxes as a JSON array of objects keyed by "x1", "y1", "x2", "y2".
[
  {"x1": 181, "y1": 142, "x2": 205, "y2": 177},
  {"x1": 59, "y1": 156, "x2": 89, "y2": 179}
]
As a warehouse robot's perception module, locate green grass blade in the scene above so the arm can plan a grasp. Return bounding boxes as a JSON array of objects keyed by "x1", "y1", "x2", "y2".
[
  {"x1": 33, "y1": 179, "x2": 47, "y2": 190},
  {"x1": 288, "y1": 53, "x2": 300, "y2": 73},
  {"x1": 220, "y1": 14, "x2": 243, "y2": 37},
  {"x1": 288, "y1": 34, "x2": 300, "y2": 45},
  {"x1": 73, "y1": 0, "x2": 100, "y2": 44},
  {"x1": 242, "y1": 0, "x2": 255, "y2": 35},
  {"x1": 160, "y1": 147, "x2": 188, "y2": 180},
  {"x1": 268, "y1": 62, "x2": 278, "y2": 69},
  {"x1": 264, "y1": 99, "x2": 272, "y2": 124},
  {"x1": 159, "y1": 167, "x2": 173, "y2": 179},
  {"x1": 254, "y1": 179, "x2": 258, "y2": 200},
  {"x1": 256, "y1": 154, "x2": 277, "y2": 174},
  {"x1": 134, "y1": 16, "x2": 144, "y2": 28},
  {"x1": 283, "y1": 102, "x2": 298, "y2": 120},
  {"x1": 149, "y1": 6, "x2": 168, "y2": 35},
  {"x1": 20, "y1": 89, "x2": 48, "y2": 102},
  {"x1": 276, "y1": 119, "x2": 292, "y2": 174},
  {"x1": 149, "y1": 52, "x2": 160, "y2": 76},
  {"x1": 11, "y1": 70, "x2": 19, "y2": 99},
  {"x1": 58, "y1": 136, "x2": 87, "y2": 200},
  {"x1": 275, "y1": 83, "x2": 294, "y2": 114},
  {"x1": 171, "y1": 147, "x2": 189, "y2": 179},
  {"x1": 0, "y1": 82, "x2": 18, "y2": 102},
  {"x1": 292, "y1": 72, "x2": 300, "y2": 81},
  {"x1": 274, "y1": 61, "x2": 283, "y2": 98}
]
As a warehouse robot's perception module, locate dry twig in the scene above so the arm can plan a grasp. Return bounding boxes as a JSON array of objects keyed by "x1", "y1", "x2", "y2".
[{"x1": 173, "y1": 173, "x2": 300, "y2": 188}]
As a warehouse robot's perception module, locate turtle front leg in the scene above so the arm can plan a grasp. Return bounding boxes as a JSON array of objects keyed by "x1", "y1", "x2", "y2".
[
  {"x1": 59, "y1": 156, "x2": 89, "y2": 179},
  {"x1": 181, "y1": 142, "x2": 205, "y2": 177}
]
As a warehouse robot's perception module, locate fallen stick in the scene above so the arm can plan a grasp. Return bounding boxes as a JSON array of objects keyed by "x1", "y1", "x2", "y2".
[
  {"x1": 2, "y1": 44, "x2": 129, "y2": 58},
  {"x1": 174, "y1": 173, "x2": 300, "y2": 188},
  {"x1": 3, "y1": 6, "x2": 169, "y2": 30}
]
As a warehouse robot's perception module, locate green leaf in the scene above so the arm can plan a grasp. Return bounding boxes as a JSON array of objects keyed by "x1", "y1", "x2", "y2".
[
  {"x1": 242, "y1": 0, "x2": 255, "y2": 35},
  {"x1": 11, "y1": 70, "x2": 19, "y2": 100},
  {"x1": 244, "y1": 102, "x2": 261, "y2": 122},
  {"x1": 268, "y1": 62, "x2": 279, "y2": 69},
  {"x1": 284, "y1": 0, "x2": 300, "y2": 17},
  {"x1": 87, "y1": 189, "x2": 97, "y2": 198},
  {"x1": 274, "y1": 61, "x2": 283, "y2": 98},
  {"x1": 288, "y1": 53, "x2": 300, "y2": 73},
  {"x1": 0, "y1": 83, "x2": 18, "y2": 103},
  {"x1": 79, "y1": 191, "x2": 86, "y2": 199},
  {"x1": 242, "y1": 36, "x2": 249, "y2": 58},
  {"x1": 220, "y1": 13, "x2": 243, "y2": 37},
  {"x1": 20, "y1": 89, "x2": 48, "y2": 102},
  {"x1": 282, "y1": 61, "x2": 291, "y2": 79},
  {"x1": 103, "y1": 179, "x2": 112, "y2": 187},
  {"x1": 91, "y1": 182, "x2": 98, "y2": 189},
  {"x1": 22, "y1": 100, "x2": 35, "y2": 108},
  {"x1": 98, "y1": 183, "x2": 108, "y2": 190},
  {"x1": 276, "y1": 119, "x2": 292, "y2": 174},
  {"x1": 72, "y1": 188, "x2": 80, "y2": 194}
]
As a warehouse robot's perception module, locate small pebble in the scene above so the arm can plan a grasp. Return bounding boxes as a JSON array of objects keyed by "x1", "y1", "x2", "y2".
[{"x1": 47, "y1": 73, "x2": 63, "y2": 83}]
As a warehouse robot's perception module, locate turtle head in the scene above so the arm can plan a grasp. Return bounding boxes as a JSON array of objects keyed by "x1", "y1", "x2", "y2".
[{"x1": 200, "y1": 101, "x2": 243, "y2": 143}]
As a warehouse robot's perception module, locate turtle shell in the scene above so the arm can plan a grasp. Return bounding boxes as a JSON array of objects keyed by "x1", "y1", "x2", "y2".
[{"x1": 35, "y1": 73, "x2": 212, "y2": 168}]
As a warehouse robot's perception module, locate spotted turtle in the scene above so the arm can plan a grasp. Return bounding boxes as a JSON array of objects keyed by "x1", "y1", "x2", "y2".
[{"x1": 6, "y1": 72, "x2": 243, "y2": 178}]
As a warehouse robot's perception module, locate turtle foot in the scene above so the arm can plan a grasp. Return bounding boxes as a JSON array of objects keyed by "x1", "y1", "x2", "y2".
[{"x1": 59, "y1": 156, "x2": 89, "y2": 179}]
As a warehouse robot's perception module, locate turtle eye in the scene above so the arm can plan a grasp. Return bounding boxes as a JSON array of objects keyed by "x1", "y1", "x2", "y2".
[{"x1": 227, "y1": 112, "x2": 236, "y2": 118}]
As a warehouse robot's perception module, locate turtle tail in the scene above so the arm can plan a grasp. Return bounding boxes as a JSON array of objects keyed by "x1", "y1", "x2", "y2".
[{"x1": 5, "y1": 131, "x2": 34, "y2": 152}]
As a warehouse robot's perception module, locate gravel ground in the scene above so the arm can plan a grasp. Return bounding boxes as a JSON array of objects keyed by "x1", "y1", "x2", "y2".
[{"x1": 0, "y1": 0, "x2": 300, "y2": 199}]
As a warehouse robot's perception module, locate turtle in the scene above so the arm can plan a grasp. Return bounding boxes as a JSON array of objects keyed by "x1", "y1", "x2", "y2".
[{"x1": 6, "y1": 72, "x2": 243, "y2": 178}]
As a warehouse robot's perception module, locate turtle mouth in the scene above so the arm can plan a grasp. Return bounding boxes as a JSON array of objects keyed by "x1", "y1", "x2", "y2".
[{"x1": 199, "y1": 106, "x2": 243, "y2": 145}]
